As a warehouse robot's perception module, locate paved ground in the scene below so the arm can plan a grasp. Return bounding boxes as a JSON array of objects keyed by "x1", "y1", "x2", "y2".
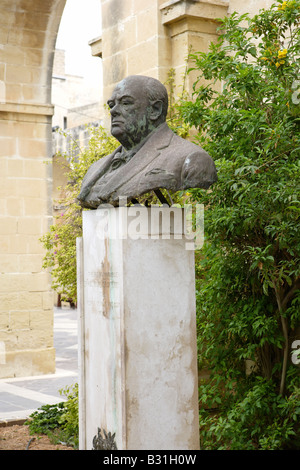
[{"x1": 0, "y1": 307, "x2": 78, "y2": 424}]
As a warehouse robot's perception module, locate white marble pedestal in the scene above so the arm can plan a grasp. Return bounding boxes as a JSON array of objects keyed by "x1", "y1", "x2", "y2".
[{"x1": 77, "y1": 206, "x2": 199, "y2": 450}]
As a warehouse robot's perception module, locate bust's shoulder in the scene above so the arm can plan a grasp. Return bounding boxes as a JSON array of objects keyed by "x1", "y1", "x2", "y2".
[
  {"x1": 82, "y1": 147, "x2": 120, "y2": 180},
  {"x1": 166, "y1": 128, "x2": 210, "y2": 160}
]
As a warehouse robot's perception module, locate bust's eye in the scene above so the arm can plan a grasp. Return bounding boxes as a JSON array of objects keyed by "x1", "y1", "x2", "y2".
[
  {"x1": 108, "y1": 101, "x2": 114, "y2": 109},
  {"x1": 121, "y1": 99, "x2": 134, "y2": 106}
]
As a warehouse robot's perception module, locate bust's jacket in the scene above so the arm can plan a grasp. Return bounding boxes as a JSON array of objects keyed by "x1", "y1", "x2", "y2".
[{"x1": 77, "y1": 122, "x2": 217, "y2": 208}]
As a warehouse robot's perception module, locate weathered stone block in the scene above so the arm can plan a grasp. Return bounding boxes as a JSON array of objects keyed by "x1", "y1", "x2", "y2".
[
  {"x1": 136, "y1": 7, "x2": 158, "y2": 42},
  {"x1": 127, "y1": 38, "x2": 158, "y2": 75},
  {"x1": 0, "y1": 347, "x2": 55, "y2": 379},
  {"x1": 9, "y1": 310, "x2": 30, "y2": 330}
]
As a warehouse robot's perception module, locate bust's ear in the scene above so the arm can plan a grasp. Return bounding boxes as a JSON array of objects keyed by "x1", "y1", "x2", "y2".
[{"x1": 149, "y1": 100, "x2": 163, "y2": 121}]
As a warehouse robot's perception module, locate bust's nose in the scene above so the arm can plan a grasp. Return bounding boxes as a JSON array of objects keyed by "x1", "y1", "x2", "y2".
[{"x1": 110, "y1": 102, "x2": 121, "y2": 117}]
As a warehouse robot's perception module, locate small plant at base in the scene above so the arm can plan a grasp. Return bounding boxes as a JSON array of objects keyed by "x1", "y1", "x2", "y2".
[
  {"x1": 26, "y1": 383, "x2": 79, "y2": 448},
  {"x1": 26, "y1": 402, "x2": 65, "y2": 435}
]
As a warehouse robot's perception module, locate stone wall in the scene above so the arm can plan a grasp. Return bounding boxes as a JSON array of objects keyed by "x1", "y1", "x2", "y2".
[
  {"x1": 0, "y1": 0, "x2": 66, "y2": 378},
  {"x1": 100, "y1": 0, "x2": 275, "y2": 105},
  {"x1": 100, "y1": 0, "x2": 171, "y2": 107}
]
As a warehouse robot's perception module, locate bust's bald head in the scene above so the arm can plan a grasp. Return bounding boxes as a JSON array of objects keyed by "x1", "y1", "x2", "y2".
[{"x1": 107, "y1": 75, "x2": 169, "y2": 150}]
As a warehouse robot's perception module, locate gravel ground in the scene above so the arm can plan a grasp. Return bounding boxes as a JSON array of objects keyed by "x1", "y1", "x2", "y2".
[{"x1": 0, "y1": 424, "x2": 74, "y2": 451}]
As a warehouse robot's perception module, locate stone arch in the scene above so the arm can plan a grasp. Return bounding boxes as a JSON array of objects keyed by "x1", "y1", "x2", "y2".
[
  {"x1": 1, "y1": 0, "x2": 66, "y2": 106},
  {"x1": 0, "y1": 0, "x2": 66, "y2": 378}
]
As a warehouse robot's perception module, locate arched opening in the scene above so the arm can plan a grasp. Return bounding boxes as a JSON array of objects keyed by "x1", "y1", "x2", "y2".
[
  {"x1": 50, "y1": 0, "x2": 103, "y2": 400},
  {"x1": 0, "y1": 0, "x2": 87, "y2": 379}
]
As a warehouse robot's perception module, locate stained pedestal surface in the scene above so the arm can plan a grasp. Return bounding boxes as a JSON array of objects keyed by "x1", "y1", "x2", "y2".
[{"x1": 77, "y1": 207, "x2": 199, "y2": 450}]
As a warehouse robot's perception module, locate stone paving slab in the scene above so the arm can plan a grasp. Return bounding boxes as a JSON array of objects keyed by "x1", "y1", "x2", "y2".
[{"x1": 0, "y1": 307, "x2": 78, "y2": 424}]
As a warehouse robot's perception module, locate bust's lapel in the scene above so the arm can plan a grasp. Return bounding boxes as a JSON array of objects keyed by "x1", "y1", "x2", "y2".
[
  {"x1": 101, "y1": 123, "x2": 174, "y2": 194},
  {"x1": 150, "y1": 122, "x2": 174, "y2": 151},
  {"x1": 79, "y1": 146, "x2": 121, "y2": 199}
]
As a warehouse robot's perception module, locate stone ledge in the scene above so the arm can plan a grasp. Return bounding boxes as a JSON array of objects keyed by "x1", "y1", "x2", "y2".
[
  {"x1": 0, "y1": 102, "x2": 54, "y2": 117},
  {"x1": 89, "y1": 36, "x2": 103, "y2": 58},
  {"x1": 160, "y1": 0, "x2": 229, "y2": 26},
  {"x1": 0, "y1": 419, "x2": 27, "y2": 427},
  {"x1": 0, "y1": 347, "x2": 55, "y2": 380}
]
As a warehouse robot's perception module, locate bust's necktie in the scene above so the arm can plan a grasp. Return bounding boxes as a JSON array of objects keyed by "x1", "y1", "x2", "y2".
[
  {"x1": 110, "y1": 148, "x2": 136, "y2": 171},
  {"x1": 110, "y1": 151, "x2": 126, "y2": 170}
]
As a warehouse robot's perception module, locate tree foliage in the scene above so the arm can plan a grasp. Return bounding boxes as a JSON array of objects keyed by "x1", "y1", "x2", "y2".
[{"x1": 179, "y1": 0, "x2": 300, "y2": 449}]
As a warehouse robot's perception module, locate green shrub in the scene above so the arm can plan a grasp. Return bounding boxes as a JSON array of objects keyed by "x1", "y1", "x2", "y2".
[
  {"x1": 178, "y1": 0, "x2": 300, "y2": 449},
  {"x1": 26, "y1": 383, "x2": 79, "y2": 448},
  {"x1": 26, "y1": 402, "x2": 65, "y2": 435}
]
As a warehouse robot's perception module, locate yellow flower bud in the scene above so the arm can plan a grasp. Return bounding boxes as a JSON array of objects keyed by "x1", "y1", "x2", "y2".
[
  {"x1": 278, "y1": 49, "x2": 288, "y2": 58},
  {"x1": 278, "y1": 1, "x2": 287, "y2": 9}
]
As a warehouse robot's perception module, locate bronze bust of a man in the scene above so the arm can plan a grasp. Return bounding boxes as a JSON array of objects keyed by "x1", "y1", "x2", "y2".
[{"x1": 77, "y1": 75, "x2": 217, "y2": 208}]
